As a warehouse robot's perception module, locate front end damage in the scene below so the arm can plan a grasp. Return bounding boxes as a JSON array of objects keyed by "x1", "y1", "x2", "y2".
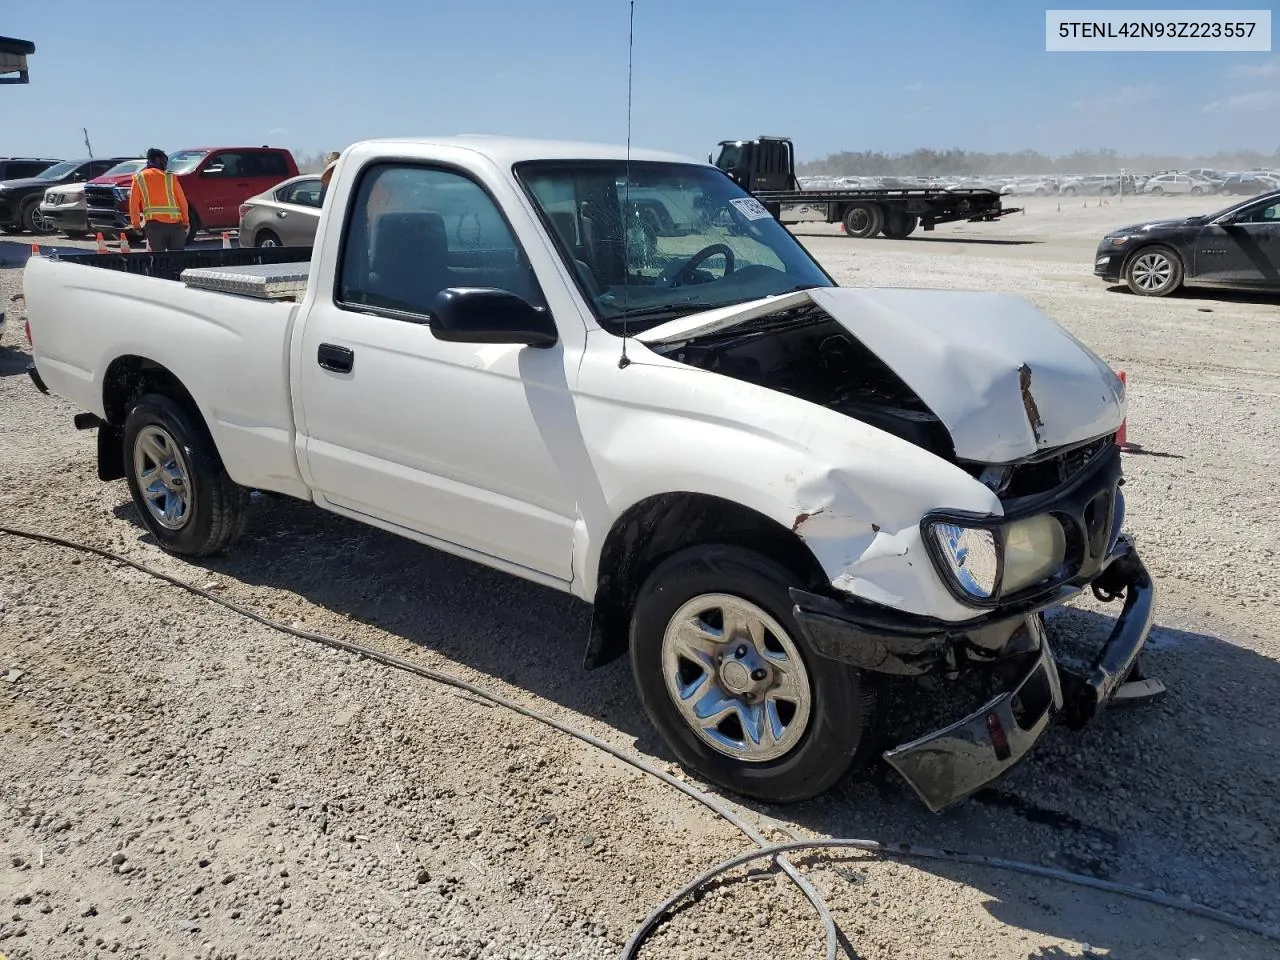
[
  {"x1": 789, "y1": 440, "x2": 1158, "y2": 812},
  {"x1": 639, "y1": 286, "x2": 1157, "y2": 812}
]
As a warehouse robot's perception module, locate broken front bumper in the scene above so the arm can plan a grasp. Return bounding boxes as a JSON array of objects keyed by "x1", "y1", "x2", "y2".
[{"x1": 790, "y1": 533, "x2": 1156, "y2": 812}]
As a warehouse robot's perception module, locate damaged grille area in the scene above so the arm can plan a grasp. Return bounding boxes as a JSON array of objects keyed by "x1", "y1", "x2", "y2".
[
  {"x1": 962, "y1": 433, "x2": 1117, "y2": 499},
  {"x1": 655, "y1": 302, "x2": 955, "y2": 460}
]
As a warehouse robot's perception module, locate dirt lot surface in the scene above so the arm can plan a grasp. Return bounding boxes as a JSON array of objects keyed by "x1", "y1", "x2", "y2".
[{"x1": 2, "y1": 194, "x2": 1278, "y2": 960}]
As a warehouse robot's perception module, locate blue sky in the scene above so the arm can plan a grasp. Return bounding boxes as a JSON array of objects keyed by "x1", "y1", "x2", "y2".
[{"x1": 4, "y1": 0, "x2": 1278, "y2": 162}]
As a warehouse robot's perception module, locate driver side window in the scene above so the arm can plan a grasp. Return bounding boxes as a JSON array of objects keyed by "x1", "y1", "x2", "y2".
[
  {"x1": 337, "y1": 163, "x2": 543, "y2": 320},
  {"x1": 1243, "y1": 203, "x2": 1280, "y2": 223}
]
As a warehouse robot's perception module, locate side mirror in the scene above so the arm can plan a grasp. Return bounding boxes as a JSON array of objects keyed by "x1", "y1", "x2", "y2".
[{"x1": 429, "y1": 287, "x2": 557, "y2": 348}]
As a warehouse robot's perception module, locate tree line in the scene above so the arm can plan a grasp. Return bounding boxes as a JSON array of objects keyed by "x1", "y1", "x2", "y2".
[{"x1": 797, "y1": 146, "x2": 1280, "y2": 177}]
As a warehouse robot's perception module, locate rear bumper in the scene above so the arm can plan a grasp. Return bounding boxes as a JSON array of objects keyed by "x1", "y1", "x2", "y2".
[{"x1": 790, "y1": 533, "x2": 1156, "y2": 812}]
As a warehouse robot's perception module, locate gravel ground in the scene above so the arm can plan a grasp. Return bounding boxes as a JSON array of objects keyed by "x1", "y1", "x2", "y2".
[{"x1": 2, "y1": 195, "x2": 1278, "y2": 960}]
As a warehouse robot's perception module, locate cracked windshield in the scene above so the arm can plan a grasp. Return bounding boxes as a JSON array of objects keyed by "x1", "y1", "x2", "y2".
[{"x1": 517, "y1": 161, "x2": 832, "y2": 331}]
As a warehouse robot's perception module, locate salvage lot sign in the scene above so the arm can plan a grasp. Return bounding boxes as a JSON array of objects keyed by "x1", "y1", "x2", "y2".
[
  {"x1": 0, "y1": 35, "x2": 35, "y2": 84},
  {"x1": 1046, "y1": 9, "x2": 1272, "y2": 50}
]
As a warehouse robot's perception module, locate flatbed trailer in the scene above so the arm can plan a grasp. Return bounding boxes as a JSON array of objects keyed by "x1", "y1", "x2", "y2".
[{"x1": 713, "y1": 136, "x2": 1021, "y2": 238}]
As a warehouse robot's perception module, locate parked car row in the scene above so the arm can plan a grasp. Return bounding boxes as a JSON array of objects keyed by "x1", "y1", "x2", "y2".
[{"x1": 0, "y1": 146, "x2": 304, "y2": 244}]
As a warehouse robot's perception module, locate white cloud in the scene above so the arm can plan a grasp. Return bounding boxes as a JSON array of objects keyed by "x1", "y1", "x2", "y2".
[
  {"x1": 1227, "y1": 57, "x2": 1279, "y2": 79},
  {"x1": 1069, "y1": 83, "x2": 1163, "y2": 111},
  {"x1": 1202, "y1": 89, "x2": 1280, "y2": 113},
  {"x1": 904, "y1": 82, "x2": 924, "y2": 92}
]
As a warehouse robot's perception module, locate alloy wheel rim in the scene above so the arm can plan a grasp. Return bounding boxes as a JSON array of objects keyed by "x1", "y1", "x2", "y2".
[
  {"x1": 660, "y1": 593, "x2": 813, "y2": 763},
  {"x1": 133, "y1": 425, "x2": 192, "y2": 530},
  {"x1": 1132, "y1": 253, "x2": 1172, "y2": 291}
]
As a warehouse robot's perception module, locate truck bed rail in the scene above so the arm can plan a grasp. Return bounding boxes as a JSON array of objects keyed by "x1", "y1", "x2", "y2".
[{"x1": 47, "y1": 245, "x2": 313, "y2": 284}]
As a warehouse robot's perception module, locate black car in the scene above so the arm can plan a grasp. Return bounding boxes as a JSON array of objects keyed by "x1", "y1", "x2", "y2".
[
  {"x1": 1219, "y1": 173, "x2": 1277, "y2": 196},
  {"x1": 0, "y1": 157, "x2": 133, "y2": 235},
  {"x1": 0, "y1": 157, "x2": 60, "y2": 181},
  {"x1": 1094, "y1": 189, "x2": 1280, "y2": 297}
]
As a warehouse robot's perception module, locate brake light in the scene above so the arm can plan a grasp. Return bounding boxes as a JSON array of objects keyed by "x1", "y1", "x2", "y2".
[
  {"x1": 25, "y1": 319, "x2": 32, "y2": 345},
  {"x1": 238, "y1": 204, "x2": 252, "y2": 220}
]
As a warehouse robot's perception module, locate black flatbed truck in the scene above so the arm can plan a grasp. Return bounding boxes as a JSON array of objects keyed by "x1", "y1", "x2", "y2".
[{"x1": 712, "y1": 136, "x2": 1020, "y2": 238}]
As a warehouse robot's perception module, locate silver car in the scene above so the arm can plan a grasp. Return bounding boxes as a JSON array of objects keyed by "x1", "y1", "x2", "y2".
[{"x1": 237, "y1": 174, "x2": 324, "y2": 247}]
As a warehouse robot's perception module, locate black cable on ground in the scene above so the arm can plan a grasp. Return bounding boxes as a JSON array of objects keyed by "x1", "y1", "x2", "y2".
[{"x1": 3, "y1": 523, "x2": 1278, "y2": 958}]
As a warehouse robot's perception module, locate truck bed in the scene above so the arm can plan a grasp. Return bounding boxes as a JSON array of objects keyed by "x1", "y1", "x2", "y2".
[{"x1": 48, "y1": 244, "x2": 313, "y2": 282}]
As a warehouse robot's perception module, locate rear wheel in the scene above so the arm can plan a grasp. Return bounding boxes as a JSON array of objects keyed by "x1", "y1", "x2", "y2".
[
  {"x1": 1100, "y1": 186, "x2": 1115, "y2": 197},
  {"x1": 1149, "y1": 186, "x2": 1164, "y2": 195},
  {"x1": 255, "y1": 228, "x2": 282, "y2": 248},
  {"x1": 880, "y1": 211, "x2": 918, "y2": 239},
  {"x1": 628, "y1": 544, "x2": 878, "y2": 803},
  {"x1": 1191, "y1": 185, "x2": 1204, "y2": 196},
  {"x1": 123, "y1": 394, "x2": 250, "y2": 556},
  {"x1": 841, "y1": 202, "x2": 883, "y2": 239},
  {"x1": 1061, "y1": 186, "x2": 1077, "y2": 197},
  {"x1": 1124, "y1": 245, "x2": 1183, "y2": 297}
]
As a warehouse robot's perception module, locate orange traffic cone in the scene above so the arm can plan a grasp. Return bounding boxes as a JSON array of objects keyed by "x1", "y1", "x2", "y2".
[
  {"x1": 29, "y1": 242, "x2": 40, "y2": 256},
  {"x1": 95, "y1": 232, "x2": 108, "y2": 254},
  {"x1": 1116, "y1": 370, "x2": 1131, "y2": 450},
  {"x1": 221, "y1": 232, "x2": 231, "y2": 249}
]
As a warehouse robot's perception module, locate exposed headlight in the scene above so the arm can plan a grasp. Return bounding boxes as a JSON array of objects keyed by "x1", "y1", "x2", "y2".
[
  {"x1": 1002, "y1": 515, "x2": 1067, "y2": 593},
  {"x1": 927, "y1": 523, "x2": 999, "y2": 599},
  {"x1": 1105, "y1": 235, "x2": 1131, "y2": 245},
  {"x1": 926, "y1": 514, "x2": 1067, "y2": 602}
]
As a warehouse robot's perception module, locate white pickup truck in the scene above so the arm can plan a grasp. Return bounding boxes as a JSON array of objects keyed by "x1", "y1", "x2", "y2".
[{"x1": 22, "y1": 136, "x2": 1159, "y2": 812}]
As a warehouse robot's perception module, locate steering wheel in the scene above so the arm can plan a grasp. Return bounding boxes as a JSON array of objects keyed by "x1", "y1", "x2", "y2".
[{"x1": 657, "y1": 243, "x2": 736, "y2": 288}]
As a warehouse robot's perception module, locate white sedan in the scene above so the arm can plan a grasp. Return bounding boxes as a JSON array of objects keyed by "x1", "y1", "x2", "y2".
[{"x1": 1142, "y1": 174, "x2": 1210, "y2": 196}]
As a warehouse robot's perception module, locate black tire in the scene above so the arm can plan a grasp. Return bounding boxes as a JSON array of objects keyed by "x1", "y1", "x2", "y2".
[
  {"x1": 628, "y1": 544, "x2": 878, "y2": 803},
  {"x1": 880, "y1": 211, "x2": 918, "y2": 239},
  {"x1": 1100, "y1": 186, "x2": 1115, "y2": 197},
  {"x1": 22, "y1": 198, "x2": 56, "y2": 235},
  {"x1": 255, "y1": 228, "x2": 282, "y2": 248},
  {"x1": 1149, "y1": 186, "x2": 1164, "y2": 195},
  {"x1": 1034, "y1": 187, "x2": 1047, "y2": 197},
  {"x1": 1190, "y1": 186, "x2": 1204, "y2": 196},
  {"x1": 122, "y1": 393, "x2": 250, "y2": 556},
  {"x1": 1123, "y1": 244, "x2": 1183, "y2": 297},
  {"x1": 1062, "y1": 186, "x2": 1077, "y2": 197},
  {"x1": 841, "y1": 202, "x2": 883, "y2": 239}
]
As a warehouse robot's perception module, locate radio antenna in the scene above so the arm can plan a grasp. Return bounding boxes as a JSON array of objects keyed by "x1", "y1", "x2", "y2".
[{"x1": 619, "y1": 0, "x2": 635, "y2": 369}]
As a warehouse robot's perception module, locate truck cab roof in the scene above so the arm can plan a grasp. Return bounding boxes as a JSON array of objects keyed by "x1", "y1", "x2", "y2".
[{"x1": 341, "y1": 135, "x2": 696, "y2": 167}]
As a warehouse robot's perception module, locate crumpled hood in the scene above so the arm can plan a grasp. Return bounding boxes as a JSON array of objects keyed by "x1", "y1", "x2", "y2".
[{"x1": 639, "y1": 286, "x2": 1125, "y2": 463}]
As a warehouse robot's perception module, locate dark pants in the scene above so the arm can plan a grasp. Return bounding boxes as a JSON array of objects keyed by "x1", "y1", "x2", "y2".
[{"x1": 144, "y1": 221, "x2": 188, "y2": 252}]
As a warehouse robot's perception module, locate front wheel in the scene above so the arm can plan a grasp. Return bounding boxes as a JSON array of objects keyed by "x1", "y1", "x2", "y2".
[
  {"x1": 841, "y1": 203, "x2": 883, "y2": 238},
  {"x1": 1124, "y1": 245, "x2": 1183, "y2": 297},
  {"x1": 23, "y1": 199, "x2": 57, "y2": 235},
  {"x1": 123, "y1": 394, "x2": 250, "y2": 555},
  {"x1": 628, "y1": 544, "x2": 878, "y2": 803}
]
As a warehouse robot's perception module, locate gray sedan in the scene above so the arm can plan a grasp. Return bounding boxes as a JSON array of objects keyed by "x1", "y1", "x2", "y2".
[{"x1": 237, "y1": 174, "x2": 323, "y2": 247}]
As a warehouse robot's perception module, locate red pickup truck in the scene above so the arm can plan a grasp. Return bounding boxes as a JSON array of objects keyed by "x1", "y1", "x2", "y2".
[{"x1": 85, "y1": 146, "x2": 298, "y2": 243}]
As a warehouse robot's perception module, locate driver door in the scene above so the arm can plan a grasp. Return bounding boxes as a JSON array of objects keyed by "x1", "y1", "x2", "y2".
[
  {"x1": 295, "y1": 161, "x2": 580, "y2": 582},
  {"x1": 1196, "y1": 200, "x2": 1280, "y2": 285}
]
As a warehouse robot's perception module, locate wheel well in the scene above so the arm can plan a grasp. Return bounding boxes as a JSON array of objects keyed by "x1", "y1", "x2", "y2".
[
  {"x1": 583, "y1": 493, "x2": 828, "y2": 670},
  {"x1": 102, "y1": 356, "x2": 202, "y2": 428}
]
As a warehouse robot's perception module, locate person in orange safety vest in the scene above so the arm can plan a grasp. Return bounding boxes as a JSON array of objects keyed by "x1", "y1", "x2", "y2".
[{"x1": 128, "y1": 148, "x2": 191, "y2": 251}]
